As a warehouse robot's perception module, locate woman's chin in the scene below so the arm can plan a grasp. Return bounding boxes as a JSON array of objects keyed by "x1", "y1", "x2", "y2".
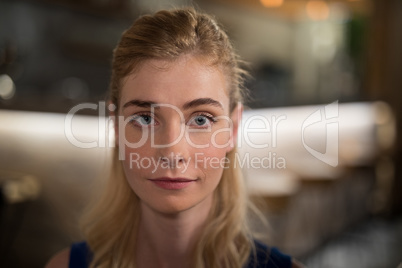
[
  {"x1": 143, "y1": 201, "x2": 195, "y2": 216},
  {"x1": 140, "y1": 194, "x2": 212, "y2": 216}
]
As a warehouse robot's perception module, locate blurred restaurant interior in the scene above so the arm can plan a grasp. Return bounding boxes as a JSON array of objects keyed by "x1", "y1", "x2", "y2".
[{"x1": 0, "y1": 0, "x2": 401, "y2": 267}]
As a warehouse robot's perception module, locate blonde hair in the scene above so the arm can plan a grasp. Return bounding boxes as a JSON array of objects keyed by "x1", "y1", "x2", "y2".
[{"x1": 81, "y1": 7, "x2": 253, "y2": 268}]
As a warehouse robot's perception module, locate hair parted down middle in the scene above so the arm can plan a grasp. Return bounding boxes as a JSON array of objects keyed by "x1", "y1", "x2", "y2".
[
  {"x1": 81, "y1": 7, "x2": 255, "y2": 268},
  {"x1": 110, "y1": 7, "x2": 248, "y2": 113}
]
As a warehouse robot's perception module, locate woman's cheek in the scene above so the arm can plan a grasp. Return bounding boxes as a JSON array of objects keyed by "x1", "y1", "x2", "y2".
[
  {"x1": 188, "y1": 124, "x2": 232, "y2": 149},
  {"x1": 209, "y1": 127, "x2": 232, "y2": 151},
  {"x1": 193, "y1": 145, "x2": 229, "y2": 174},
  {"x1": 123, "y1": 127, "x2": 150, "y2": 146}
]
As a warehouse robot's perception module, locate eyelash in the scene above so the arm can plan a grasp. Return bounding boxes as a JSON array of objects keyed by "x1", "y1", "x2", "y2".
[{"x1": 129, "y1": 112, "x2": 156, "y2": 127}]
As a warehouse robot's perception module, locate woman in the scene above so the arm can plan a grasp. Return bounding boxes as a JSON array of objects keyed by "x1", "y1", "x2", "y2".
[{"x1": 46, "y1": 7, "x2": 302, "y2": 268}]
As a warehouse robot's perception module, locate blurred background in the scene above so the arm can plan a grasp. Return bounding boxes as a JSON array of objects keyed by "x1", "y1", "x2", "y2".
[{"x1": 0, "y1": 0, "x2": 401, "y2": 267}]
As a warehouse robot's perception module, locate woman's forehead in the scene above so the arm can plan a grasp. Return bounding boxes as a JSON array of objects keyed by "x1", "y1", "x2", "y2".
[{"x1": 120, "y1": 56, "x2": 230, "y2": 112}]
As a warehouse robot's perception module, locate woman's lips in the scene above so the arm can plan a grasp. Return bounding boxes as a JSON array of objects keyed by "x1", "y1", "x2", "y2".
[{"x1": 149, "y1": 177, "x2": 196, "y2": 190}]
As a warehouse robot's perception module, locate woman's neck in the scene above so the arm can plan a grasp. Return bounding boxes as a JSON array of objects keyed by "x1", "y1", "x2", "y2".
[{"x1": 136, "y1": 194, "x2": 213, "y2": 268}]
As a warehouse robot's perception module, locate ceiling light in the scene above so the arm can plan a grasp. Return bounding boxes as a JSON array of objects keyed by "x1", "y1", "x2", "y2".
[
  {"x1": 260, "y1": 0, "x2": 284, "y2": 8},
  {"x1": 306, "y1": 0, "x2": 330, "y2": 21}
]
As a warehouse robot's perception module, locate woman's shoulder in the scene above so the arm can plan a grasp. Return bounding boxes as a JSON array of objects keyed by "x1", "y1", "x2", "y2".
[
  {"x1": 45, "y1": 248, "x2": 70, "y2": 268},
  {"x1": 45, "y1": 241, "x2": 91, "y2": 268},
  {"x1": 246, "y1": 240, "x2": 303, "y2": 268}
]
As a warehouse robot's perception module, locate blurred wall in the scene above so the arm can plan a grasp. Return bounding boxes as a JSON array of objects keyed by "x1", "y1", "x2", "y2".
[{"x1": 364, "y1": 0, "x2": 402, "y2": 215}]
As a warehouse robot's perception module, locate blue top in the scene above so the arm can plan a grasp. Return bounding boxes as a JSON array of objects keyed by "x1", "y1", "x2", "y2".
[{"x1": 69, "y1": 240, "x2": 291, "y2": 268}]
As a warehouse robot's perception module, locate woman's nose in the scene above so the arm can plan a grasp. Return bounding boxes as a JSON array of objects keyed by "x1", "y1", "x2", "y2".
[
  {"x1": 160, "y1": 152, "x2": 185, "y2": 168},
  {"x1": 155, "y1": 120, "x2": 189, "y2": 165}
]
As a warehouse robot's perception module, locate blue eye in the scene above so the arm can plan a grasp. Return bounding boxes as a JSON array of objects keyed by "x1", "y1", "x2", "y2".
[
  {"x1": 194, "y1": 115, "x2": 207, "y2": 126},
  {"x1": 188, "y1": 113, "x2": 216, "y2": 128},
  {"x1": 139, "y1": 115, "x2": 152, "y2": 124},
  {"x1": 130, "y1": 114, "x2": 155, "y2": 127}
]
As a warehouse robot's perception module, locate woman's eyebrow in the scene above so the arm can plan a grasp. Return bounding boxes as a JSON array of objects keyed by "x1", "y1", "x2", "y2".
[
  {"x1": 123, "y1": 98, "x2": 223, "y2": 110},
  {"x1": 123, "y1": 99, "x2": 160, "y2": 109},
  {"x1": 183, "y1": 98, "x2": 223, "y2": 110}
]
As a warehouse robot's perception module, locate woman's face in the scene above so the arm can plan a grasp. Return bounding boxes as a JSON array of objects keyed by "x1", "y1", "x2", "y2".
[{"x1": 117, "y1": 55, "x2": 240, "y2": 215}]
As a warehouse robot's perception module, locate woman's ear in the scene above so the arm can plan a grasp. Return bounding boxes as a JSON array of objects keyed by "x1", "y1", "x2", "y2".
[{"x1": 227, "y1": 103, "x2": 243, "y2": 153}]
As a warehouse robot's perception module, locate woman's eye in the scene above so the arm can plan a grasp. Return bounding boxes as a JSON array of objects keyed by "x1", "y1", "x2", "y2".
[
  {"x1": 130, "y1": 114, "x2": 155, "y2": 127},
  {"x1": 188, "y1": 114, "x2": 216, "y2": 128},
  {"x1": 194, "y1": 116, "x2": 207, "y2": 125}
]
